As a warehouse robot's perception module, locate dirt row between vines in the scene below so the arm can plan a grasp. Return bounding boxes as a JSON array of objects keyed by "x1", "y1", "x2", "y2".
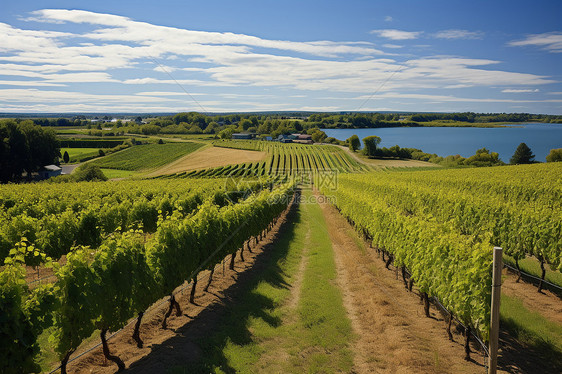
[
  {"x1": 65, "y1": 196, "x2": 297, "y2": 374},
  {"x1": 315, "y1": 191, "x2": 559, "y2": 374},
  {"x1": 315, "y1": 192, "x2": 484, "y2": 373}
]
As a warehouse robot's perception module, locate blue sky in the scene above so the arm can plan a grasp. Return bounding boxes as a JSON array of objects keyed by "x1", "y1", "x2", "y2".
[{"x1": 0, "y1": 0, "x2": 561, "y2": 113}]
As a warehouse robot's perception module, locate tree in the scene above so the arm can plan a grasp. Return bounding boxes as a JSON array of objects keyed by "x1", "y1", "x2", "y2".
[
  {"x1": 464, "y1": 148, "x2": 504, "y2": 167},
  {"x1": 219, "y1": 128, "x2": 234, "y2": 139},
  {"x1": 238, "y1": 119, "x2": 253, "y2": 131},
  {"x1": 311, "y1": 130, "x2": 327, "y2": 143},
  {"x1": 510, "y1": 143, "x2": 535, "y2": 164},
  {"x1": 347, "y1": 134, "x2": 360, "y2": 152},
  {"x1": 546, "y1": 148, "x2": 562, "y2": 162},
  {"x1": 63, "y1": 151, "x2": 70, "y2": 163},
  {"x1": 73, "y1": 164, "x2": 108, "y2": 182},
  {"x1": 362, "y1": 135, "x2": 381, "y2": 157}
]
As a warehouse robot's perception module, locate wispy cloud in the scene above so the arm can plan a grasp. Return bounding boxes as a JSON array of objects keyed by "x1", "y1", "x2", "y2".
[
  {"x1": 370, "y1": 29, "x2": 422, "y2": 40},
  {"x1": 508, "y1": 32, "x2": 562, "y2": 53},
  {"x1": 383, "y1": 44, "x2": 403, "y2": 49},
  {"x1": 0, "y1": 9, "x2": 557, "y2": 113},
  {"x1": 433, "y1": 29, "x2": 484, "y2": 39},
  {"x1": 384, "y1": 16, "x2": 393, "y2": 22},
  {"x1": 502, "y1": 88, "x2": 539, "y2": 93},
  {"x1": 29, "y1": 9, "x2": 383, "y2": 58}
]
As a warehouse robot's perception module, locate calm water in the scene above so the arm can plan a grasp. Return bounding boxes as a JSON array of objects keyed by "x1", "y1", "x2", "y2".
[{"x1": 324, "y1": 123, "x2": 562, "y2": 162}]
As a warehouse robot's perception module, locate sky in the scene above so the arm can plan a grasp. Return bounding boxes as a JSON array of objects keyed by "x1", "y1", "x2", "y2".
[{"x1": 0, "y1": 0, "x2": 561, "y2": 114}]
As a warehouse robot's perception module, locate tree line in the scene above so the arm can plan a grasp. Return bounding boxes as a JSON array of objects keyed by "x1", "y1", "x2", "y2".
[
  {"x1": 347, "y1": 133, "x2": 560, "y2": 167},
  {"x1": 20, "y1": 111, "x2": 562, "y2": 138},
  {"x1": 0, "y1": 120, "x2": 60, "y2": 183}
]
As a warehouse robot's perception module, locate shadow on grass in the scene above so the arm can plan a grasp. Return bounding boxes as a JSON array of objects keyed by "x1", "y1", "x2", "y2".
[
  {"x1": 127, "y1": 194, "x2": 301, "y2": 374},
  {"x1": 498, "y1": 317, "x2": 562, "y2": 374}
]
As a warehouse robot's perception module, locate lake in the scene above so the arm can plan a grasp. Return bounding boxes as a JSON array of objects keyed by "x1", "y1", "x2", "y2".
[{"x1": 323, "y1": 123, "x2": 562, "y2": 162}]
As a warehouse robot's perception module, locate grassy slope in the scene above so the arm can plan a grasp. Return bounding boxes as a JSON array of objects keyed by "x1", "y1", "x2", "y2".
[
  {"x1": 60, "y1": 147, "x2": 100, "y2": 163},
  {"x1": 89, "y1": 142, "x2": 204, "y2": 171},
  {"x1": 174, "y1": 190, "x2": 353, "y2": 373},
  {"x1": 100, "y1": 168, "x2": 139, "y2": 179}
]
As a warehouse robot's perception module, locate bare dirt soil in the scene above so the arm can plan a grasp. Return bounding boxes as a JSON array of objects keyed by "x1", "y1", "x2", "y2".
[
  {"x1": 316, "y1": 192, "x2": 561, "y2": 374},
  {"x1": 316, "y1": 193, "x2": 485, "y2": 374},
  {"x1": 361, "y1": 157, "x2": 439, "y2": 168},
  {"x1": 147, "y1": 146, "x2": 267, "y2": 176},
  {"x1": 501, "y1": 268, "x2": 562, "y2": 324}
]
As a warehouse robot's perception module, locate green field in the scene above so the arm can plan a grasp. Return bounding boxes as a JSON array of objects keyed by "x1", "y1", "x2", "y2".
[
  {"x1": 99, "y1": 168, "x2": 139, "y2": 179},
  {"x1": 90, "y1": 142, "x2": 204, "y2": 171},
  {"x1": 60, "y1": 148, "x2": 100, "y2": 163}
]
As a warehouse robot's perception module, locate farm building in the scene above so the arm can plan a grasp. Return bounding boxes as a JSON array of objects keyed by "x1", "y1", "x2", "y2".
[
  {"x1": 296, "y1": 134, "x2": 312, "y2": 141},
  {"x1": 277, "y1": 135, "x2": 293, "y2": 143}
]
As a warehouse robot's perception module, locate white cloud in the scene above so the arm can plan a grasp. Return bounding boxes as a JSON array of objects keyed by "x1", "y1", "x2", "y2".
[
  {"x1": 134, "y1": 91, "x2": 203, "y2": 96},
  {"x1": 384, "y1": 16, "x2": 393, "y2": 22},
  {"x1": 433, "y1": 29, "x2": 484, "y2": 39},
  {"x1": 353, "y1": 92, "x2": 562, "y2": 104},
  {"x1": 0, "y1": 9, "x2": 555, "y2": 113},
  {"x1": 0, "y1": 80, "x2": 66, "y2": 87},
  {"x1": 153, "y1": 66, "x2": 178, "y2": 73},
  {"x1": 370, "y1": 29, "x2": 422, "y2": 40},
  {"x1": 508, "y1": 32, "x2": 562, "y2": 53},
  {"x1": 502, "y1": 88, "x2": 540, "y2": 93},
  {"x1": 30, "y1": 9, "x2": 383, "y2": 58},
  {"x1": 383, "y1": 44, "x2": 403, "y2": 49}
]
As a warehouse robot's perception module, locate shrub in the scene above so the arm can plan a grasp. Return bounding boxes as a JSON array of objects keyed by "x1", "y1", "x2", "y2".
[{"x1": 73, "y1": 164, "x2": 108, "y2": 182}]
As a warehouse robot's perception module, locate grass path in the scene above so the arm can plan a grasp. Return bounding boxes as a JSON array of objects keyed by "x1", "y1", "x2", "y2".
[{"x1": 177, "y1": 190, "x2": 354, "y2": 373}]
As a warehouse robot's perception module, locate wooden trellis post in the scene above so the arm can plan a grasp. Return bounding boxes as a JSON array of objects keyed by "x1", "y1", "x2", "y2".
[{"x1": 489, "y1": 247, "x2": 502, "y2": 374}]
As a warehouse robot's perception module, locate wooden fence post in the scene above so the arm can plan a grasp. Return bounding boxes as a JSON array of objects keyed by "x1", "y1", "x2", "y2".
[{"x1": 489, "y1": 247, "x2": 502, "y2": 374}]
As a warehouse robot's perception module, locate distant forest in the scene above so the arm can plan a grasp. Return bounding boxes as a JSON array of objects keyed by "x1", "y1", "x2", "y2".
[{"x1": 3, "y1": 112, "x2": 562, "y2": 139}]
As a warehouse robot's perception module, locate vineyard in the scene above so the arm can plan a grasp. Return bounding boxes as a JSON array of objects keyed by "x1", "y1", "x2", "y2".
[
  {"x1": 1, "y1": 176, "x2": 295, "y2": 373},
  {"x1": 156, "y1": 140, "x2": 370, "y2": 178},
  {"x1": 321, "y1": 162, "x2": 562, "y2": 348},
  {"x1": 89, "y1": 142, "x2": 204, "y2": 171},
  {"x1": 0, "y1": 178, "x2": 269, "y2": 262},
  {"x1": 1, "y1": 137, "x2": 561, "y2": 373}
]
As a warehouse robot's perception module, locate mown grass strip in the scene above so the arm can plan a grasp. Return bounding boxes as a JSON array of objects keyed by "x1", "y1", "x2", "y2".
[
  {"x1": 173, "y1": 190, "x2": 353, "y2": 373},
  {"x1": 291, "y1": 192, "x2": 354, "y2": 373}
]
